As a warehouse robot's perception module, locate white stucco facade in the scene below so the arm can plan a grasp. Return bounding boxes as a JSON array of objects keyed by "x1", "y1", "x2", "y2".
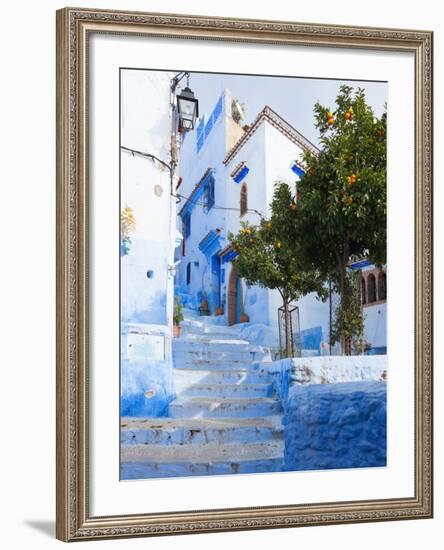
[{"x1": 120, "y1": 69, "x2": 178, "y2": 415}]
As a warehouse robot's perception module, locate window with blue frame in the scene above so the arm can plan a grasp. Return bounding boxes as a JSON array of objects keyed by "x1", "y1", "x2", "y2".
[
  {"x1": 183, "y1": 212, "x2": 191, "y2": 238},
  {"x1": 203, "y1": 175, "x2": 215, "y2": 213},
  {"x1": 186, "y1": 262, "x2": 191, "y2": 285},
  {"x1": 240, "y1": 183, "x2": 248, "y2": 216}
]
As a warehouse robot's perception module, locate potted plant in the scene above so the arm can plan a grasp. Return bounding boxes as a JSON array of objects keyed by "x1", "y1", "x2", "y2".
[
  {"x1": 173, "y1": 297, "x2": 184, "y2": 337},
  {"x1": 120, "y1": 205, "x2": 136, "y2": 256},
  {"x1": 231, "y1": 99, "x2": 246, "y2": 125}
]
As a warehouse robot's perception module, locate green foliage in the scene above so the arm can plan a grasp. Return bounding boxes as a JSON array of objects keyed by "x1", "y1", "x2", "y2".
[
  {"x1": 330, "y1": 271, "x2": 365, "y2": 354},
  {"x1": 228, "y1": 185, "x2": 326, "y2": 305},
  {"x1": 291, "y1": 85, "x2": 387, "y2": 353},
  {"x1": 228, "y1": 85, "x2": 386, "y2": 355},
  {"x1": 297, "y1": 85, "x2": 386, "y2": 272},
  {"x1": 228, "y1": 184, "x2": 327, "y2": 356},
  {"x1": 173, "y1": 296, "x2": 184, "y2": 326},
  {"x1": 231, "y1": 99, "x2": 246, "y2": 124}
]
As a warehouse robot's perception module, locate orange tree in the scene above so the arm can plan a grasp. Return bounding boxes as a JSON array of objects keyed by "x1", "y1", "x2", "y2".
[
  {"x1": 228, "y1": 184, "x2": 326, "y2": 358},
  {"x1": 282, "y1": 85, "x2": 387, "y2": 354}
]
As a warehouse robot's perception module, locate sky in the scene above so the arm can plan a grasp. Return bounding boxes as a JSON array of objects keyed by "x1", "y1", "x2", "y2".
[{"x1": 187, "y1": 71, "x2": 387, "y2": 147}]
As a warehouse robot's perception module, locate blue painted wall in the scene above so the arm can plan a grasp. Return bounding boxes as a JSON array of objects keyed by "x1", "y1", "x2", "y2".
[
  {"x1": 299, "y1": 325, "x2": 323, "y2": 351},
  {"x1": 120, "y1": 357, "x2": 175, "y2": 417},
  {"x1": 284, "y1": 380, "x2": 386, "y2": 471},
  {"x1": 120, "y1": 323, "x2": 175, "y2": 418}
]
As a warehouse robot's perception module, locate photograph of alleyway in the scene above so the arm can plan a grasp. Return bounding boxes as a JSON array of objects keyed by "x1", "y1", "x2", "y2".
[{"x1": 120, "y1": 68, "x2": 388, "y2": 480}]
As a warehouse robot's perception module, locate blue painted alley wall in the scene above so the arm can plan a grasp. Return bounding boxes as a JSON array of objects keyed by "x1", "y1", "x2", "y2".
[{"x1": 284, "y1": 380, "x2": 387, "y2": 471}]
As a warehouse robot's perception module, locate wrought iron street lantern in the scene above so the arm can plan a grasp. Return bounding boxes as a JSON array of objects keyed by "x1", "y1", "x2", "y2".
[{"x1": 176, "y1": 86, "x2": 199, "y2": 131}]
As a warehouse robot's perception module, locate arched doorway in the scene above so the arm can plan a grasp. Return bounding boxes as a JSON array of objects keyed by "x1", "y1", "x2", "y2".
[{"x1": 228, "y1": 266, "x2": 243, "y2": 326}]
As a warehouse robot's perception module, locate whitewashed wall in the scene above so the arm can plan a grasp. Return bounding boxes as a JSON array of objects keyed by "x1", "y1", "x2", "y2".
[
  {"x1": 175, "y1": 89, "x2": 233, "y2": 310},
  {"x1": 120, "y1": 69, "x2": 177, "y2": 415}
]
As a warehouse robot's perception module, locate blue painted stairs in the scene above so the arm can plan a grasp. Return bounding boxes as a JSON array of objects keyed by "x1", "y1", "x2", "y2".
[{"x1": 120, "y1": 312, "x2": 284, "y2": 479}]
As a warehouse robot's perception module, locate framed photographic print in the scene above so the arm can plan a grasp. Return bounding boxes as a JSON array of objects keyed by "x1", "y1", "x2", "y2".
[{"x1": 56, "y1": 7, "x2": 433, "y2": 541}]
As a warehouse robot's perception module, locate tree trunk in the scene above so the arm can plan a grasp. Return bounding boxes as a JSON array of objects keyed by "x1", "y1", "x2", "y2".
[
  {"x1": 335, "y1": 243, "x2": 352, "y2": 356},
  {"x1": 337, "y1": 259, "x2": 347, "y2": 355},
  {"x1": 283, "y1": 299, "x2": 293, "y2": 358}
]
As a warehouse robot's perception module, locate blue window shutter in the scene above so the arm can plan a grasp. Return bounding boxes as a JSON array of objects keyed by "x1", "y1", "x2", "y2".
[
  {"x1": 205, "y1": 117, "x2": 213, "y2": 137},
  {"x1": 196, "y1": 134, "x2": 204, "y2": 153},
  {"x1": 291, "y1": 163, "x2": 305, "y2": 178},
  {"x1": 208, "y1": 177, "x2": 215, "y2": 211},
  {"x1": 212, "y1": 96, "x2": 223, "y2": 122},
  {"x1": 232, "y1": 165, "x2": 249, "y2": 184},
  {"x1": 203, "y1": 174, "x2": 215, "y2": 213}
]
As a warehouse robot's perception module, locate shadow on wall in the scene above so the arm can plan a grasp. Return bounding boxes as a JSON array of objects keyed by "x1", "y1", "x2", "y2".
[{"x1": 122, "y1": 289, "x2": 168, "y2": 326}]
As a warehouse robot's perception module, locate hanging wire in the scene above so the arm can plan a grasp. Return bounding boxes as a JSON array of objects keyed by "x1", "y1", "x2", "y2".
[
  {"x1": 121, "y1": 145, "x2": 171, "y2": 172},
  {"x1": 120, "y1": 146, "x2": 265, "y2": 218},
  {"x1": 174, "y1": 192, "x2": 264, "y2": 218}
]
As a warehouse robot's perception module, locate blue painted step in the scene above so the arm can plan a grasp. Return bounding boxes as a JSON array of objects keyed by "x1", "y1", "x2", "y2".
[
  {"x1": 173, "y1": 367, "x2": 270, "y2": 385},
  {"x1": 120, "y1": 440, "x2": 284, "y2": 479},
  {"x1": 121, "y1": 416, "x2": 283, "y2": 446},
  {"x1": 121, "y1": 457, "x2": 284, "y2": 479},
  {"x1": 119, "y1": 308, "x2": 286, "y2": 480},
  {"x1": 181, "y1": 382, "x2": 273, "y2": 398},
  {"x1": 169, "y1": 397, "x2": 283, "y2": 418}
]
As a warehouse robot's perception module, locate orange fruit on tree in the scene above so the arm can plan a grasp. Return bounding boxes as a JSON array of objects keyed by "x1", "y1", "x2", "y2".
[
  {"x1": 326, "y1": 111, "x2": 335, "y2": 125},
  {"x1": 347, "y1": 173, "x2": 357, "y2": 185},
  {"x1": 344, "y1": 108, "x2": 353, "y2": 121}
]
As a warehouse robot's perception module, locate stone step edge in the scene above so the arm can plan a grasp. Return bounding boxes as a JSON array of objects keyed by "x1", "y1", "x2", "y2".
[
  {"x1": 121, "y1": 416, "x2": 284, "y2": 430},
  {"x1": 121, "y1": 441, "x2": 284, "y2": 462},
  {"x1": 179, "y1": 382, "x2": 272, "y2": 390},
  {"x1": 170, "y1": 397, "x2": 280, "y2": 405},
  {"x1": 173, "y1": 367, "x2": 268, "y2": 375}
]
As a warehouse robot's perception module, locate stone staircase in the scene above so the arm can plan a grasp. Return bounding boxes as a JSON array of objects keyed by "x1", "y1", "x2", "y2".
[{"x1": 120, "y1": 311, "x2": 284, "y2": 479}]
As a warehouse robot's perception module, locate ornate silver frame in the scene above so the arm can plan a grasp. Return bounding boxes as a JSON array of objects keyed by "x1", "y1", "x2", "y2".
[{"x1": 56, "y1": 7, "x2": 433, "y2": 541}]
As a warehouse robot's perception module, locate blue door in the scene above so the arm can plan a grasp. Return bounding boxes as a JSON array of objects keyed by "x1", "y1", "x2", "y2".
[{"x1": 211, "y1": 254, "x2": 221, "y2": 309}]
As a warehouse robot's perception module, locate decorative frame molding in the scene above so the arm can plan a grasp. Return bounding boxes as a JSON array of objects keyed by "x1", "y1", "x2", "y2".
[{"x1": 56, "y1": 7, "x2": 433, "y2": 541}]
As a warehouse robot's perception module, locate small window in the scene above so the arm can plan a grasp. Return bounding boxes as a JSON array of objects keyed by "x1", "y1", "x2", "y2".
[
  {"x1": 367, "y1": 274, "x2": 376, "y2": 303},
  {"x1": 361, "y1": 277, "x2": 367, "y2": 305},
  {"x1": 186, "y1": 262, "x2": 191, "y2": 285},
  {"x1": 378, "y1": 271, "x2": 387, "y2": 301},
  {"x1": 240, "y1": 183, "x2": 248, "y2": 217},
  {"x1": 183, "y1": 213, "x2": 191, "y2": 239}
]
